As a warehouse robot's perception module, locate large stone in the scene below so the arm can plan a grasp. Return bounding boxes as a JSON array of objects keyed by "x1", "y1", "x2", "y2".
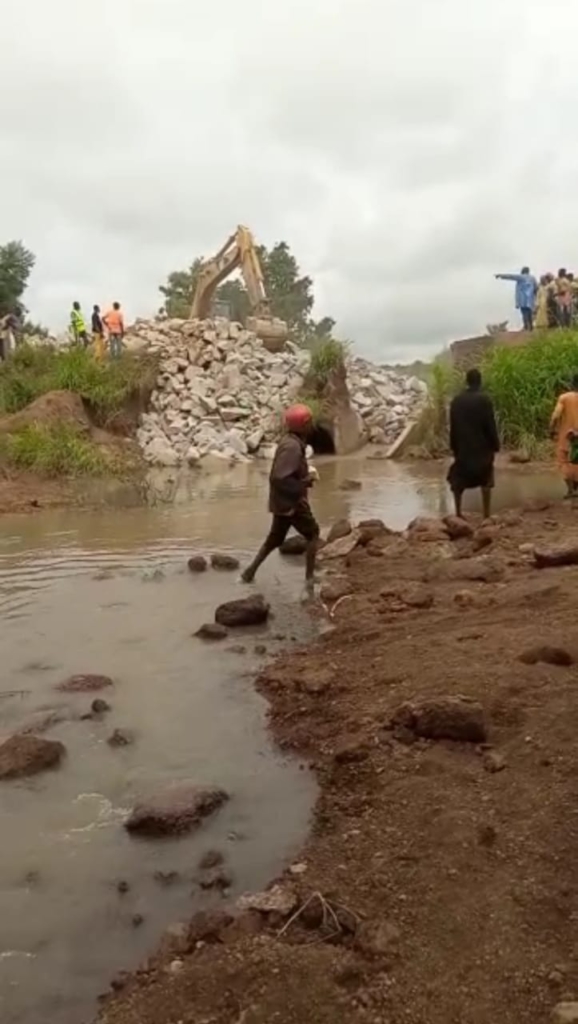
[
  {"x1": 210, "y1": 552, "x2": 240, "y2": 571},
  {"x1": 195, "y1": 623, "x2": 229, "y2": 641},
  {"x1": 58, "y1": 673, "x2": 114, "y2": 693},
  {"x1": 393, "y1": 696, "x2": 487, "y2": 743},
  {"x1": 280, "y1": 535, "x2": 308, "y2": 555},
  {"x1": 326, "y1": 519, "x2": 353, "y2": 544},
  {"x1": 318, "y1": 530, "x2": 361, "y2": 561},
  {"x1": 215, "y1": 594, "x2": 270, "y2": 628},
  {"x1": 125, "y1": 784, "x2": 229, "y2": 836},
  {"x1": 0, "y1": 734, "x2": 66, "y2": 780}
]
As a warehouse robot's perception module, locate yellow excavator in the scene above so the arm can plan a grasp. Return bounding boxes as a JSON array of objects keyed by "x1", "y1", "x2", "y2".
[{"x1": 190, "y1": 225, "x2": 288, "y2": 352}]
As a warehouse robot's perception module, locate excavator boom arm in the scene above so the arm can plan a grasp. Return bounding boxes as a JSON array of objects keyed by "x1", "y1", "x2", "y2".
[{"x1": 189, "y1": 225, "x2": 287, "y2": 351}]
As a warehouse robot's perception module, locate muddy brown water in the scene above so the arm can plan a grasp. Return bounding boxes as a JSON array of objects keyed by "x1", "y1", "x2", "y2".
[{"x1": 0, "y1": 456, "x2": 563, "y2": 1024}]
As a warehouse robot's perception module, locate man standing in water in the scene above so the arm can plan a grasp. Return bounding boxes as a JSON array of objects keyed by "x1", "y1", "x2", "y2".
[
  {"x1": 241, "y1": 404, "x2": 320, "y2": 587},
  {"x1": 447, "y1": 368, "x2": 500, "y2": 519}
]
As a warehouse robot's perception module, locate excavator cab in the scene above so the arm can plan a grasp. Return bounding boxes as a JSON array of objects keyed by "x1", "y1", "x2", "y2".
[{"x1": 190, "y1": 226, "x2": 289, "y2": 353}]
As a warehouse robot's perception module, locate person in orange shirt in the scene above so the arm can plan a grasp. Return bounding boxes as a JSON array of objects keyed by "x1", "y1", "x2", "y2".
[
  {"x1": 550, "y1": 375, "x2": 578, "y2": 498},
  {"x1": 103, "y1": 302, "x2": 125, "y2": 359}
]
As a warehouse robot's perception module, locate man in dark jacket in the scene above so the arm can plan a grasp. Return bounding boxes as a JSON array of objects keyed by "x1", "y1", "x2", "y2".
[
  {"x1": 447, "y1": 368, "x2": 500, "y2": 518},
  {"x1": 241, "y1": 404, "x2": 320, "y2": 585}
]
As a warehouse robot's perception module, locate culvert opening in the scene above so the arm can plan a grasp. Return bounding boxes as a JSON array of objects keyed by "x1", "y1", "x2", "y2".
[{"x1": 309, "y1": 424, "x2": 336, "y2": 455}]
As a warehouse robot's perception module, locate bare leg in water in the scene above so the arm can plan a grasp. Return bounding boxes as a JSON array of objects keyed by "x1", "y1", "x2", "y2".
[
  {"x1": 242, "y1": 535, "x2": 318, "y2": 585},
  {"x1": 481, "y1": 487, "x2": 492, "y2": 519}
]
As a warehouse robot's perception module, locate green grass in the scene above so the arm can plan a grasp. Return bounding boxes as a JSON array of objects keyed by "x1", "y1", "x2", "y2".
[
  {"x1": 0, "y1": 424, "x2": 112, "y2": 477},
  {"x1": 482, "y1": 330, "x2": 578, "y2": 447},
  {"x1": 308, "y1": 337, "x2": 348, "y2": 388},
  {"x1": 412, "y1": 357, "x2": 461, "y2": 455},
  {"x1": 0, "y1": 345, "x2": 158, "y2": 424}
]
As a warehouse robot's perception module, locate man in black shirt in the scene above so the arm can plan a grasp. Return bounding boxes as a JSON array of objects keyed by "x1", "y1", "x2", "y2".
[
  {"x1": 447, "y1": 368, "x2": 500, "y2": 518},
  {"x1": 241, "y1": 404, "x2": 320, "y2": 585}
]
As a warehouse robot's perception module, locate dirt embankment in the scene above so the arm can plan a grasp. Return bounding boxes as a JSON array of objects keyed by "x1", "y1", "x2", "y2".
[
  {"x1": 0, "y1": 390, "x2": 145, "y2": 514},
  {"x1": 96, "y1": 503, "x2": 578, "y2": 1024}
]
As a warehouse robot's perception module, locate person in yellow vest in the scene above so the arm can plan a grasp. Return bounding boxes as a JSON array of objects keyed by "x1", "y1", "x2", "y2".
[
  {"x1": 103, "y1": 302, "x2": 125, "y2": 359},
  {"x1": 70, "y1": 302, "x2": 88, "y2": 347}
]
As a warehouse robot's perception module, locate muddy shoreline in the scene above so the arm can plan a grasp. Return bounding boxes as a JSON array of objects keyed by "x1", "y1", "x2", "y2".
[{"x1": 95, "y1": 499, "x2": 578, "y2": 1024}]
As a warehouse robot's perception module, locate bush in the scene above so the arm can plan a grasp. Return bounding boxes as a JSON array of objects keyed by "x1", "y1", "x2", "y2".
[
  {"x1": 412, "y1": 356, "x2": 461, "y2": 456},
  {"x1": 308, "y1": 337, "x2": 348, "y2": 387},
  {"x1": 0, "y1": 423, "x2": 112, "y2": 477},
  {"x1": 0, "y1": 344, "x2": 158, "y2": 423},
  {"x1": 482, "y1": 331, "x2": 578, "y2": 446}
]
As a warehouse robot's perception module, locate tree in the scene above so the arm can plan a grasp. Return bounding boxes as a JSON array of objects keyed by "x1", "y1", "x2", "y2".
[
  {"x1": 158, "y1": 238, "x2": 330, "y2": 341},
  {"x1": 0, "y1": 241, "x2": 35, "y2": 318}
]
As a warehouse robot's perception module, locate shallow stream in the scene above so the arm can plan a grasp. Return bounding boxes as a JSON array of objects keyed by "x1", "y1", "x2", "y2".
[{"x1": 0, "y1": 456, "x2": 563, "y2": 1024}]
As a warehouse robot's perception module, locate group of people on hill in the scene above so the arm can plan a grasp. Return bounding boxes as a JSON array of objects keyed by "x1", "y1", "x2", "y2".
[
  {"x1": 70, "y1": 301, "x2": 125, "y2": 359},
  {"x1": 495, "y1": 268, "x2": 578, "y2": 332}
]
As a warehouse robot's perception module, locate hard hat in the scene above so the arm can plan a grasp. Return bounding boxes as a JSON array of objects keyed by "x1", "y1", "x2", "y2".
[{"x1": 284, "y1": 404, "x2": 313, "y2": 431}]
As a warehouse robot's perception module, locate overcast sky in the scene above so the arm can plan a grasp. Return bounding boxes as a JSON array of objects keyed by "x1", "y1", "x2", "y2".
[{"x1": 1, "y1": 0, "x2": 576, "y2": 361}]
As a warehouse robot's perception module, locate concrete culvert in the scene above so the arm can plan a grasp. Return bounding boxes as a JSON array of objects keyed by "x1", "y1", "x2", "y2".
[{"x1": 309, "y1": 424, "x2": 335, "y2": 454}]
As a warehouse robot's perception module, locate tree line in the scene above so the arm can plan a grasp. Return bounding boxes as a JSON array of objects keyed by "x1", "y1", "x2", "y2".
[{"x1": 0, "y1": 236, "x2": 336, "y2": 344}]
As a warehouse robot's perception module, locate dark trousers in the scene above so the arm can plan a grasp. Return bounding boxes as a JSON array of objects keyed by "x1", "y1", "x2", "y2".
[
  {"x1": 521, "y1": 307, "x2": 534, "y2": 331},
  {"x1": 559, "y1": 305, "x2": 572, "y2": 329}
]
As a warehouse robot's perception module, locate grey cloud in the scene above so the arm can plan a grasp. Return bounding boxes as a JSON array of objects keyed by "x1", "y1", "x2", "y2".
[{"x1": 1, "y1": 0, "x2": 576, "y2": 357}]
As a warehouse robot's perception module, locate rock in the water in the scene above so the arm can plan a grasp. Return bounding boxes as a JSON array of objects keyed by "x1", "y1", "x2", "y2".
[
  {"x1": 199, "y1": 868, "x2": 232, "y2": 891},
  {"x1": 125, "y1": 784, "x2": 229, "y2": 836},
  {"x1": 210, "y1": 553, "x2": 240, "y2": 571},
  {"x1": 326, "y1": 519, "x2": 353, "y2": 544},
  {"x1": 519, "y1": 645, "x2": 574, "y2": 667},
  {"x1": 91, "y1": 699, "x2": 111, "y2": 715},
  {"x1": 393, "y1": 696, "x2": 487, "y2": 743},
  {"x1": 199, "y1": 849, "x2": 224, "y2": 870},
  {"x1": 188, "y1": 555, "x2": 208, "y2": 573},
  {"x1": 0, "y1": 734, "x2": 66, "y2": 780},
  {"x1": 58, "y1": 673, "x2": 113, "y2": 693},
  {"x1": 215, "y1": 594, "x2": 270, "y2": 628},
  {"x1": 280, "y1": 535, "x2": 307, "y2": 555},
  {"x1": 107, "y1": 728, "x2": 135, "y2": 748},
  {"x1": 195, "y1": 622, "x2": 229, "y2": 641},
  {"x1": 339, "y1": 478, "x2": 362, "y2": 491}
]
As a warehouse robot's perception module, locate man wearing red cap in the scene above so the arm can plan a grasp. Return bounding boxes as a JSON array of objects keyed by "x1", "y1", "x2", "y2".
[{"x1": 241, "y1": 404, "x2": 320, "y2": 586}]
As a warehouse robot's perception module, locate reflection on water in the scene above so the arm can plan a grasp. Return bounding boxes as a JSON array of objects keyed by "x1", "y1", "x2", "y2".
[{"x1": 0, "y1": 456, "x2": 563, "y2": 1024}]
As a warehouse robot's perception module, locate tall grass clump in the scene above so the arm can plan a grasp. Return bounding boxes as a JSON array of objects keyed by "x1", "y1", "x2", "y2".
[
  {"x1": 308, "y1": 337, "x2": 348, "y2": 388},
  {"x1": 0, "y1": 345, "x2": 158, "y2": 423},
  {"x1": 482, "y1": 331, "x2": 578, "y2": 447},
  {"x1": 413, "y1": 356, "x2": 461, "y2": 455},
  {"x1": 0, "y1": 424, "x2": 111, "y2": 477}
]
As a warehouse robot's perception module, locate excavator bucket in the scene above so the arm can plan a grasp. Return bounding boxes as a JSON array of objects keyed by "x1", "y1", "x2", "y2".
[{"x1": 247, "y1": 316, "x2": 288, "y2": 353}]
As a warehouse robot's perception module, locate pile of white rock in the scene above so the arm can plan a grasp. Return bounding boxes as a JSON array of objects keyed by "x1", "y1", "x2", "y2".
[{"x1": 128, "y1": 318, "x2": 427, "y2": 467}]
